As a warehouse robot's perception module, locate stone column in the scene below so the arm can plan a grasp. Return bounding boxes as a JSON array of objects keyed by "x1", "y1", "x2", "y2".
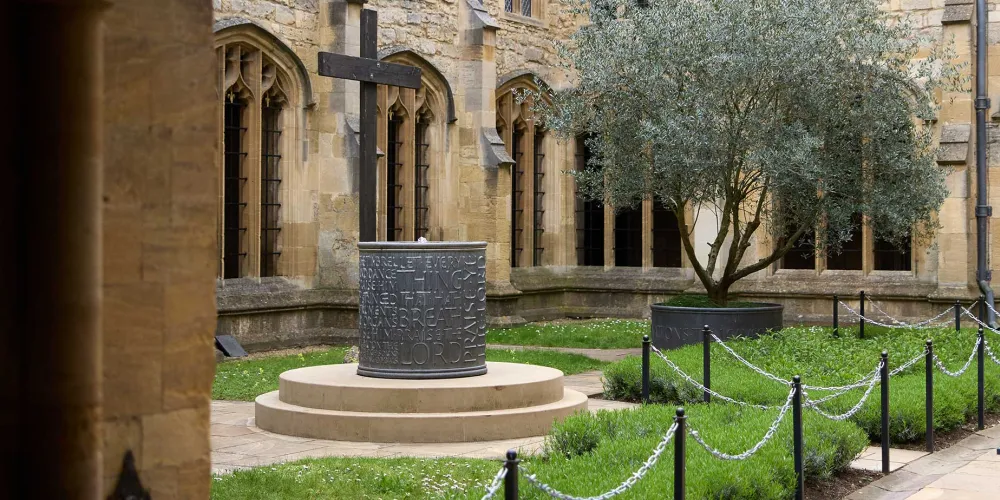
[
  {"x1": 5, "y1": 1, "x2": 105, "y2": 497},
  {"x1": 458, "y1": 0, "x2": 523, "y2": 326},
  {"x1": 316, "y1": 0, "x2": 363, "y2": 288}
]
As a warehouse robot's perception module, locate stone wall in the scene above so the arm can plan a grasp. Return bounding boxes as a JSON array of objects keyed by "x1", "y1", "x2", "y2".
[
  {"x1": 205, "y1": 0, "x2": 1000, "y2": 350},
  {"x1": 101, "y1": 0, "x2": 218, "y2": 497}
]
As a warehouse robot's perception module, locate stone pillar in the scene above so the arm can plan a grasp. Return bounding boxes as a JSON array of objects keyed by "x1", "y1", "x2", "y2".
[
  {"x1": 459, "y1": 0, "x2": 524, "y2": 325},
  {"x1": 5, "y1": 1, "x2": 105, "y2": 496},
  {"x1": 316, "y1": 0, "x2": 363, "y2": 289}
]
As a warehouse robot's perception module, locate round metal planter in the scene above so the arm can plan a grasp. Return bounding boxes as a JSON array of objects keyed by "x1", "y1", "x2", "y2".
[
  {"x1": 357, "y1": 241, "x2": 488, "y2": 379},
  {"x1": 650, "y1": 302, "x2": 784, "y2": 350}
]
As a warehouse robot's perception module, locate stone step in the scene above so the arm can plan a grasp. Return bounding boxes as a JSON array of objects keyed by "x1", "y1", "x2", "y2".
[
  {"x1": 255, "y1": 388, "x2": 589, "y2": 443},
  {"x1": 278, "y1": 362, "x2": 566, "y2": 413}
]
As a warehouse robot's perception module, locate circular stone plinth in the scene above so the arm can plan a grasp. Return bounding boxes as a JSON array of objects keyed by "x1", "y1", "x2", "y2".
[
  {"x1": 278, "y1": 362, "x2": 565, "y2": 413},
  {"x1": 255, "y1": 389, "x2": 588, "y2": 443}
]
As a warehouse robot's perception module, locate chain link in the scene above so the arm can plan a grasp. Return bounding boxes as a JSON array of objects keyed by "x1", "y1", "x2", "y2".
[
  {"x1": 709, "y1": 333, "x2": 791, "y2": 385},
  {"x1": 985, "y1": 300, "x2": 1000, "y2": 321},
  {"x1": 710, "y1": 333, "x2": 885, "y2": 393},
  {"x1": 962, "y1": 308, "x2": 1000, "y2": 336},
  {"x1": 889, "y1": 350, "x2": 927, "y2": 377},
  {"x1": 805, "y1": 368, "x2": 881, "y2": 421},
  {"x1": 688, "y1": 386, "x2": 795, "y2": 460},
  {"x1": 839, "y1": 301, "x2": 953, "y2": 329},
  {"x1": 984, "y1": 338, "x2": 1000, "y2": 366},
  {"x1": 650, "y1": 345, "x2": 777, "y2": 409},
  {"x1": 933, "y1": 335, "x2": 981, "y2": 378},
  {"x1": 865, "y1": 297, "x2": 955, "y2": 328},
  {"x1": 481, "y1": 466, "x2": 508, "y2": 500},
  {"x1": 523, "y1": 423, "x2": 679, "y2": 500}
]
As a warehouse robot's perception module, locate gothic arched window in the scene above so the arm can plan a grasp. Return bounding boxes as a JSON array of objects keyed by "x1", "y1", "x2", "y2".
[
  {"x1": 217, "y1": 41, "x2": 295, "y2": 279},
  {"x1": 497, "y1": 75, "x2": 549, "y2": 267},
  {"x1": 377, "y1": 54, "x2": 449, "y2": 242}
]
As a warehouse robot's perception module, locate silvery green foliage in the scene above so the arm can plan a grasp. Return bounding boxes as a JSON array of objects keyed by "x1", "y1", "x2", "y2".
[{"x1": 537, "y1": 0, "x2": 963, "y2": 303}]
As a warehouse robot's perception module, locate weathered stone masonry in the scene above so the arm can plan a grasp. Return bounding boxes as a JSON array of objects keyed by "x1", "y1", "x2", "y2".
[{"x1": 213, "y1": 0, "x2": 1000, "y2": 350}]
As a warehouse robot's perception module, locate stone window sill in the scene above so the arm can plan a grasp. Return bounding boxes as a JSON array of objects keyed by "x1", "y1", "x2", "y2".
[{"x1": 502, "y1": 11, "x2": 547, "y2": 28}]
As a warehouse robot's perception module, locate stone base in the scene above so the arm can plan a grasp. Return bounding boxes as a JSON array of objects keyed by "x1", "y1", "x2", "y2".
[{"x1": 255, "y1": 362, "x2": 588, "y2": 443}]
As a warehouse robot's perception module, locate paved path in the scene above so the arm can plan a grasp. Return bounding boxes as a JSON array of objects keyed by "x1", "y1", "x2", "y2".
[
  {"x1": 847, "y1": 426, "x2": 1000, "y2": 499},
  {"x1": 212, "y1": 372, "x2": 636, "y2": 474},
  {"x1": 490, "y1": 344, "x2": 641, "y2": 362}
]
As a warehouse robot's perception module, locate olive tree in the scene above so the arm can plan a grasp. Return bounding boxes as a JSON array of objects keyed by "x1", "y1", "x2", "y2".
[{"x1": 538, "y1": 0, "x2": 962, "y2": 305}]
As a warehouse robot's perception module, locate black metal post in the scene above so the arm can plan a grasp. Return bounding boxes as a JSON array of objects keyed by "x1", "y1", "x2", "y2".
[
  {"x1": 642, "y1": 335, "x2": 650, "y2": 405},
  {"x1": 881, "y1": 351, "x2": 890, "y2": 474},
  {"x1": 504, "y1": 450, "x2": 519, "y2": 500},
  {"x1": 956, "y1": 300, "x2": 962, "y2": 332},
  {"x1": 860, "y1": 290, "x2": 866, "y2": 339},
  {"x1": 978, "y1": 327, "x2": 985, "y2": 430},
  {"x1": 674, "y1": 408, "x2": 686, "y2": 500},
  {"x1": 833, "y1": 294, "x2": 839, "y2": 337},
  {"x1": 981, "y1": 295, "x2": 987, "y2": 325},
  {"x1": 703, "y1": 326, "x2": 711, "y2": 403},
  {"x1": 925, "y1": 339, "x2": 934, "y2": 453},
  {"x1": 793, "y1": 376, "x2": 803, "y2": 500}
]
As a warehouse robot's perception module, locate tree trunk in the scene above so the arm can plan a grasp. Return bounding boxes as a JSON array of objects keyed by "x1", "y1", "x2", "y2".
[{"x1": 707, "y1": 282, "x2": 732, "y2": 307}]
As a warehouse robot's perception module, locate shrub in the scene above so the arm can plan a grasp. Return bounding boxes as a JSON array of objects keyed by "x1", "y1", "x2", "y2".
[{"x1": 538, "y1": 404, "x2": 867, "y2": 499}]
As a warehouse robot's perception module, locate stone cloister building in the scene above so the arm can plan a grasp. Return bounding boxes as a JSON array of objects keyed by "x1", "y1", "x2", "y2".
[{"x1": 213, "y1": 0, "x2": 1000, "y2": 351}]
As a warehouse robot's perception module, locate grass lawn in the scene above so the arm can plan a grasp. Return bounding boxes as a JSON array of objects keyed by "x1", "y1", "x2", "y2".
[
  {"x1": 604, "y1": 325, "x2": 1000, "y2": 443},
  {"x1": 212, "y1": 403, "x2": 866, "y2": 499},
  {"x1": 487, "y1": 318, "x2": 648, "y2": 349},
  {"x1": 213, "y1": 347, "x2": 607, "y2": 401}
]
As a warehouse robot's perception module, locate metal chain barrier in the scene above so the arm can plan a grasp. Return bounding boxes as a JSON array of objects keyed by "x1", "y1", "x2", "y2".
[
  {"x1": 889, "y1": 350, "x2": 927, "y2": 377},
  {"x1": 865, "y1": 297, "x2": 955, "y2": 328},
  {"x1": 840, "y1": 301, "x2": 953, "y2": 329},
  {"x1": 710, "y1": 332, "x2": 884, "y2": 393},
  {"x1": 523, "y1": 422, "x2": 679, "y2": 500},
  {"x1": 805, "y1": 369, "x2": 881, "y2": 421},
  {"x1": 709, "y1": 333, "x2": 790, "y2": 385},
  {"x1": 962, "y1": 308, "x2": 1000, "y2": 335},
  {"x1": 650, "y1": 345, "x2": 777, "y2": 409},
  {"x1": 985, "y1": 338, "x2": 1000, "y2": 366},
  {"x1": 985, "y1": 300, "x2": 1000, "y2": 321},
  {"x1": 688, "y1": 386, "x2": 795, "y2": 460},
  {"x1": 933, "y1": 335, "x2": 982, "y2": 377},
  {"x1": 481, "y1": 466, "x2": 508, "y2": 500}
]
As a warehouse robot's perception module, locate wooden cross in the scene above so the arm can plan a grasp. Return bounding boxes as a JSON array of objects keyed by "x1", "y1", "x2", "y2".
[{"x1": 318, "y1": 8, "x2": 422, "y2": 242}]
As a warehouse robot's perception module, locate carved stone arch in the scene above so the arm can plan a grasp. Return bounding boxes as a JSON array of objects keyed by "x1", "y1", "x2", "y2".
[
  {"x1": 214, "y1": 17, "x2": 314, "y2": 107},
  {"x1": 497, "y1": 70, "x2": 553, "y2": 99},
  {"x1": 378, "y1": 47, "x2": 457, "y2": 123}
]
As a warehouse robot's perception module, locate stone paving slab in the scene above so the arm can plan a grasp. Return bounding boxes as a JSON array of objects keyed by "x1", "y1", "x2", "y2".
[
  {"x1": 563, "y1": 371, "x2": 604, "y2": 397},
  {"x1": 846, "y1": 427, "x2": 1000, "y2": 500},
  {"x1": 850, "y1": 446, "x2": 928, "y2": 473}
]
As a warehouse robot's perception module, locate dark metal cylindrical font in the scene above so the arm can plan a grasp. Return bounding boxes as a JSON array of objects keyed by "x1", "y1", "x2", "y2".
[
  {"x1": 979, "y1": 328, "x2": 986, "y2": 430},
  {"x1": 504, "y1": 450, "x2": 519, "y2": 500},
  {"x1": 881, "y1": 351, "x2": 890, "y2": 474},
  {"x1": 674, "y1": 407, "x2": 686, "y2": 500},
  {"x1": 703, "y1": 326, "x2": 711, "y2": 403},
  {"x1": 641, "y1": 335, "x2": 650, "y2": 404},
  {"x1": 926, "y1": 340, "x2": 934, "y2": 453},
  {"x1": 357, "y1": 242, "x2": 488, "y2": 379},
  {"x1": 793, "y1": 376, "x2": 804, "y2": 500}
]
